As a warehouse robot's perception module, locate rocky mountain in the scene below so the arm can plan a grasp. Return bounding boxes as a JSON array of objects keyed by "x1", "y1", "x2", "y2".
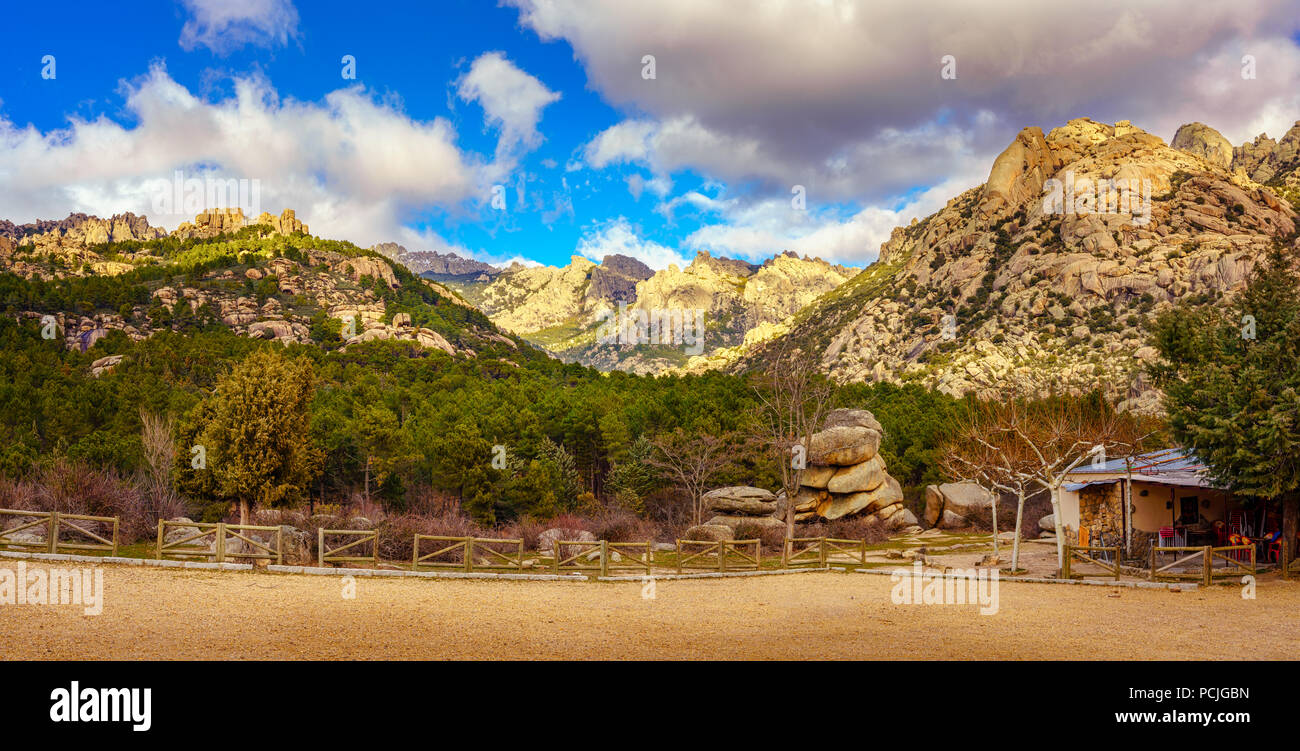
[
  {"x1": 715, "y1": 117, "x2": 1299, "y2": 413},
  {"x1": 372, "y1": 243, "x2": 501, "y2": 281},
  {"x1": 443, "y1": 249, "x2": 856, "y2": 373},
  {"x1": 0, "y1": 209, "x2": 537, "y2": 365}
]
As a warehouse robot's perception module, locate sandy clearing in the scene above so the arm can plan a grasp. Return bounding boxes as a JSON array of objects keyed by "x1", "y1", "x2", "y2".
[{"x1": 2, "y1": 563, "x2": 1297, "y2": 660}]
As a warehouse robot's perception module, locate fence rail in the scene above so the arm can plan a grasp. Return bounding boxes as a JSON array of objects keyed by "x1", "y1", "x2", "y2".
[
  {"x1": 0, "y1": 509, "x2": 118, "y2": 556},
  {"x1": 318, "y1": 529, "x2": 377, "y2": 567},
  {"x1": 553, "y1": 540, "x2": 607, "y2": 576},
  {"x1": 1148, "y1": 544, "x2": 1256, "y2": 586},
  {"x1": 1063, "y1": 544, "x2": 1121, "y2": 581},
  {"x1": 413, "y1": 535, "x2": 527, "y2": 572},
  {"x1": 783, "y1": 537, "x2": 866, "y2": 567},
  {"x1": 157, "y1": 521, "x2": 281, "y2": 564},
  {"x1": 676, "y1": 539, "x2": 761, "y2": 574}
]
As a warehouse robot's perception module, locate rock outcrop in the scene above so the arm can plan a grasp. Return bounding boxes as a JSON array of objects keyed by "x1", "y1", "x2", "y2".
[
  {"x1": 722, "y1": 116, "x2": 1300, "y2": 414},
  {"x1": 792, "y1": 409, "x2": 913, "y2": 528},
  {"x1": 924, "y1": 482, "x2": 995, "y2": 529}
]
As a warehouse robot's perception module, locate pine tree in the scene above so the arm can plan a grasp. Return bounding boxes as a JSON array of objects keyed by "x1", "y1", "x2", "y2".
[{"x1": 1150, "y1": 242, "x2": 1300, "y2": 565}]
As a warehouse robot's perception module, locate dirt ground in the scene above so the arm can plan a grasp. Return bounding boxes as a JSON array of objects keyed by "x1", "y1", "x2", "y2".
[{"x1": 3, "y1": 562, "x2": 1298, "y2": 660}]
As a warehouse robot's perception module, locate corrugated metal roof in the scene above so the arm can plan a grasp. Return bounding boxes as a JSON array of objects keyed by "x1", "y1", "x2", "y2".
[{"x1": 1066, "y1": 448, "x2": 1224, "y2": 489}]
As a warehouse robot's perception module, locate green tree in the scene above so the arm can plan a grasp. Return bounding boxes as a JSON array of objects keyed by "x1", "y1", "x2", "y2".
[
  {"x1": 194, "y1": 349, "x2": 321, "y2": 524},
  {"x1": 1150, "y1": 243, "x2": 1300, "y2": 565}
]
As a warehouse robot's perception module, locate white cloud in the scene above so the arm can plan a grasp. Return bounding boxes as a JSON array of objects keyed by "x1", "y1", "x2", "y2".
[
  {"x1": 178, "y1": 0, "x2": 300, "y2": 55},
  {"x1": 575, "y1": 217, "x2": 689, "y2": 270},
  {"x1": 683, "y1": 172, "x2": 984, "y2": 266},
  {"x1": 457, "y1": 52, "x2": 561, "y2": 161},
  {"x1": 0, "y1": 65, "x2": 486, "y2": 249},
  {"x1": 519, "y1": 0, "x2": 1300, "y2": 205}
]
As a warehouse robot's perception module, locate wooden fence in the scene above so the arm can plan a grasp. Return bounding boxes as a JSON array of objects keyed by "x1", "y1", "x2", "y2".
[
  {"x1": 0, "y1": 509, "x2": 118, "y2": 556},
  {"x1": 1148, "y1": 544, "x2": 1255, "y2": 586},
  {"x1": 553, "y1": 539, "x2": 607, "y2": 576},
  {"x1": 318, "y1": 529, "x2": 378, "y2": 567},
  {"x1": 783, "y1": 537, "x2": 866, "y2": 567},
  {"x1": 157, "y1": 521, "x2": 282, "y2": 564},
  {"x1": 413, "y1": 535, "x2": 526, "y2": 572},
  {"x1": 675, "y1": 539, "x2": 761, "y2": 574},
  {"x1": 1063, "y1": 544, "x2": 1121, "y2": 581}
]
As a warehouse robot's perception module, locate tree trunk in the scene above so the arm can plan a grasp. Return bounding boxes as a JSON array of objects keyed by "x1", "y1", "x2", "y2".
[
  {"x1": 990, "y1": 488, "x2": 999, "y2": 555},
  {"x1": 1012, "y1": 487, "x2": 1025, "y2": 571},
  {"x1": 1050, "y1": 484, "x2": 1065, "y2": 574},
  {"x1": 1284, "y1": 493, "x2": 1299, "y2": 572},
  {"x1": 239, "y1": 499, "x2": 250, "y2": 526}
]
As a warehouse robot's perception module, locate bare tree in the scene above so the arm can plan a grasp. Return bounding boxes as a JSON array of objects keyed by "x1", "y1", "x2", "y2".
[
  {"x1": 942, "y1": 397, "x2": 1152, "y2": 574},
  {"x1": 750, "y1": 337, "x2": 835, "y2": 539},
  {"x1": 941, "y1": 401, "x2": 1038, "y2": 570},
  {"x1": 647, "y1": 429, "x2": 731, "y2": 526}
]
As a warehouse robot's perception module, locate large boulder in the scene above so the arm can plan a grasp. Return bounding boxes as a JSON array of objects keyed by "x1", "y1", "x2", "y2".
[
  {"x1": 925, "y1": 482, "x2": 995, "y2": 527},
  {"x1": 537, "y1": 528, "x2": 596, "y2": 552},
  {"x1": 826, "y1": 455, "x2": 887, "y2": 494},
  {"x1": 1038, "y1": 513, "x2": 1057, "y2": 532},
  {"x1": 799, "y1": 465, "x2": 837, "y2": 489},
  {"x1": 790, "y1": 487, "x2": 829, "y2": 513},
  {"x1": 702, "y1": 486, "x2": 778, "y2": 515},
  {"x1": 705, "y1": 515, "x2": 787, "y2": 531},
  {"x1": 683, "y1": 524, "x2": 734, "y2": 542},
  {"x1": 806, "y1": 426, "x2": 881, "y2": 466},
  {"x1": 817, "y1": 476, "x2": 904, "y2": 520},
  {"x1": 823, "y1": 408, "x2": 884, "y2": 435}
]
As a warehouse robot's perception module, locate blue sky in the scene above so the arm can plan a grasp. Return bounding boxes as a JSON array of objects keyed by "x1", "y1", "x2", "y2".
[{"x1": 3, "y1": 1, "x2": 1300, "y2": 269}]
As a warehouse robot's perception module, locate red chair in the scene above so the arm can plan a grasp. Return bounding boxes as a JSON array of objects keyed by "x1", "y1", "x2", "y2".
[{"x1": 1157, "y1": 526, "x2": 1176, "y2": 555}]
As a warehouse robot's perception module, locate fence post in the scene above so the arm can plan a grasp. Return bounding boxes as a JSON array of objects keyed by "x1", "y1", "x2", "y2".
[
  {"x1": 1063, "y1": 544, "x2": 1071, "y2": 580},
  {"x1": 860, "y1": 539, "x2": 867, "y2": 565},
  {"x1": 1202, "y1": 545, "x2": 1212, "y2": 587},
  {"x1": 518, "y1": 539, "x2": 525, "y2": 571},
  {"x1": 755, "y1": 540, "x2": 761, "y2": 570},
  {"x1": 1113, "y1": 547, "x2": 1120, "y2": 581},
  {"x1": 676, "y1": 540, "x2": 683, "y2": 575},
  {"x1": 1250, "y1": 545, "x2": 1256, "y2": 576},
  {"x1": 156, "y1": 520, "x2": 164, "y2": 560},
  {"x1": 819, "y1": 538, "x2": 827, "y2": 568},
  {"x1": 464, "y1": 537, "x2": 474, "y2": 573},
  {"x1": 1148, "y1": 545, "x2": 1154, "y2": 581},
  {"x1": 275, "y1": 526, "x2": 283, "y2": 566},
  {"x1": 600, "y1": 540, "x2": 609, "y2": 578},
  {"x1": 553, "y1": 540, "x2": 560, "y2": 576},
  {"x1": 47, "y1": 512, "x2": 58, "y2": 554},
  {"x1": 318, "y1": 528, "x2": 325, "y2": 567},
  {"x1": 112, "y1": 517, "x2": 119, "y2": 558},
  {"x1": 216, "y1": 523, "x2": 226, "y2": 564}
]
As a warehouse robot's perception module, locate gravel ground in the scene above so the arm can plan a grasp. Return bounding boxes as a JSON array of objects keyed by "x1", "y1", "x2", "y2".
[{"x1": 2, "y1": 562, "x2": 1297, "y2": 660}]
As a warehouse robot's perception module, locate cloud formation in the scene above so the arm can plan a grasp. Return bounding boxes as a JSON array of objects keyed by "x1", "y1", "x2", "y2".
[
  {"x1": 178, "y1": 0, "x2": 300, "y2": 54},
  {"x1": 575, "y1": 216, "x2": 689, "y2": 270},
  {"x1": 515, "y1": 0, "x2": 1300, "y2": 261},
  {"x1": 0, "y1": 66, "x2": 483, "y2": 249}
]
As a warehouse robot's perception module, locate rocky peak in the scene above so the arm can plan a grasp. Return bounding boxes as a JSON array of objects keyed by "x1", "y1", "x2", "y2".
[
  {"x1": 1, "y1": 211, "x2": 166, "y2": 246},
  {"x1": 1171, "y1": 122, "x2": 1234, "y2": 169},
  {"x1": 171, "y1": 208, "x2": 307, "y2": 240}
]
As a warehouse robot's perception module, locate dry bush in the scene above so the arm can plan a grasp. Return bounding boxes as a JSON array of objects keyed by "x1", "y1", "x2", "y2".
[
  {"x1": 22, "y1": 461, "x2": 153, "y2": 542},
  {"x1": 376, "y1": 512, "x2": 483, "y2": 562},
  {"x1": 794, "y1": 516, "x2": 890, "y2": 545},
  {"x1": 0, "y1": 476, "x2": 38, "y2": 511},
  {"x1": 589, "y1": 508, "x2": 660, "y2": 542},
  {"x1": 732, "y1": 521, "x2": 785, "y2": 551}
]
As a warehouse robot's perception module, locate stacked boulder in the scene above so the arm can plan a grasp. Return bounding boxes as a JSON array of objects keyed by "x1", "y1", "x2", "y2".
[
  {"x1": 701, "y1": 486, "x2": 787, "y2": 534},
  {"x1": 923, "y1": 482, "x2": 995, "y2": 529},
  {"x1": 789, "y1": 409, "x2": 915, "y2": 529}
]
